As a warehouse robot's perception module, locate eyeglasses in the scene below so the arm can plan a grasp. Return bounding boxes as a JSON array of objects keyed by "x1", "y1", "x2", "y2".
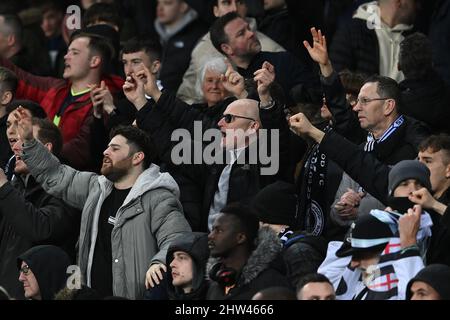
[
  {"x1": 20, "y1": 264, "x2": 30, "y2": 276},
  {"x1": 221, "y1": 114, "x2": 256, "y2": 123},
  {"x1": 356, "y1": 97, "x2": 391, "y2": 106}
]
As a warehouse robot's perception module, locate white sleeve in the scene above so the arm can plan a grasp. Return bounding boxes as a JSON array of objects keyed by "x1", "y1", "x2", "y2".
[
  {"x1": 318, "y1": 241, "x2": 351, "y2": 286},
  {"x1": 392, "y1": 250, "x2": 424, "y2": 300}
]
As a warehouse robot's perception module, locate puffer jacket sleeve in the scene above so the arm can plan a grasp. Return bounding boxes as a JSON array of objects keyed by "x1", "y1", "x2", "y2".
[
  {"x1": 320, "y1": 130, "x2": 390, "y2": 204},
  {"x1": 0, "y1": 182, "x2": 79, "y2": 242},
  {"x1": 21, "y1": 139, "x2": 98, "y2": 210},
  {"x1": 149, "y1": 189, "x2": 192, "y2": 264}
]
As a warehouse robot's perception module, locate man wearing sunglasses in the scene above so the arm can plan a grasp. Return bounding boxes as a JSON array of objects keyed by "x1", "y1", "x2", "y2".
[{"x1": 204, "y1": 97, "x2": 283, "y2": 231}]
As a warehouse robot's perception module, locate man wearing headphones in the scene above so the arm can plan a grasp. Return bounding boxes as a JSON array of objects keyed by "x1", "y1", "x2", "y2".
[{"x1": 206, "y1": 203, "x2": 290, "y2": 299}]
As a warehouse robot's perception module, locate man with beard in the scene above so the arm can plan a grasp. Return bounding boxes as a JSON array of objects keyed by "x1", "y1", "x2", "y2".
[{"x1": 14, "y1": 107, "x2": 191, "y2": 299}]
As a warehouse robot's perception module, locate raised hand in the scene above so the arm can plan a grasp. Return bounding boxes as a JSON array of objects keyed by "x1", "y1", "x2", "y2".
[
  {"x1": 134, "y1": 63, "x2": 161, "y2": 101},
  {"x1": 303, "y1": 27, "x2": 329, "y2": 65},
  {"x1": 399, "y1": 205, "x2": 422, "y2": 248},
  {"x1": 123, "y1": 73, "x2": 147, "y2": 110},
  {"x1": 221, "y1": 58, "x2": 246, "y2": 98},
  {"x1": 254, "y1": 61, "x2": 275, "y2": 102},
  {"x1": 14, "y1": 107, "x2": 34, "y2": 143},
  {"x1": 303, "y1": 27, "x2": 333, "y2": 76},
  {"x1": 408, "y1": 188, "x2": 436, "y2": 209},
  {"x1": 409, "y1": 188, "x2": 448, "y2": 215},
  {"x1": 289, "y1": 112, "x2": 326, "y2": 143}
]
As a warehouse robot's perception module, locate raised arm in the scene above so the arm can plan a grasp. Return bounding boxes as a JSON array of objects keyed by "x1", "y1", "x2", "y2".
[
  {"x1": 16, "y1": 107, "x2": 97, "y2": 209},
  {"x1": 289, "y1": 112, "x2": 390, "y2": 204},
  {"x1": 304, "y1": 28, "x2": 364, "y2": 142},
  {"x1": 0, "y1": 170, "x2": 79, "y2": 242}
]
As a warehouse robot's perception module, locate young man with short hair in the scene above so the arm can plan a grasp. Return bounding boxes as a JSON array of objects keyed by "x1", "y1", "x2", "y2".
[
  {"x1": 296, "y1": 273, "x2": 336, "y2": 300},
  {"x1": 0, "y1": 32, "x2": 124, "y2": 170},
  {"x1": 165, "y1": 232, "x2": 209, "y2": 299}
]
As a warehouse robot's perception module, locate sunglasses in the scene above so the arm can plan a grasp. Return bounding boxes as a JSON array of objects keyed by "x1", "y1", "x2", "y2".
[
  {"x1": 20, "y1": 264, "x2": 30, "y2": 276},
  {"x1": 221, "y1": 114, "x2": 256, "y2": 124}
]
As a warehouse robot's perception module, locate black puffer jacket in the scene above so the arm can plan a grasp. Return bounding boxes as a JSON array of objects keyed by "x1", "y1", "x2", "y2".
[
  {"x1": 206, "y1": 227, "x2": 290, "y2": 300},
  {"x1": 399, "y1": 71, "x2": 450, "y2": 134},
  {"x1": 0, "y1": 176, "x2": 79, "y2": 299}
]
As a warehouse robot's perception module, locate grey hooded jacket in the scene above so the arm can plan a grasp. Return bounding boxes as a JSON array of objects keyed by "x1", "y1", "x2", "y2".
[{"x1": 21, "y1": 139, "x2": 191, "y2": 299}]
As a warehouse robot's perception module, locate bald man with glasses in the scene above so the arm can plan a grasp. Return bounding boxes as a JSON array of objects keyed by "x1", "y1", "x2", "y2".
[{"x1": 122, "y1": 60, "x2": 288, "y2": 232}]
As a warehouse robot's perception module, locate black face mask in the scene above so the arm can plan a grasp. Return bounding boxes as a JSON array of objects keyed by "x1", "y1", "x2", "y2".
[{"x1": 386, "y1": 196, "x2": 416, "y2": 214}]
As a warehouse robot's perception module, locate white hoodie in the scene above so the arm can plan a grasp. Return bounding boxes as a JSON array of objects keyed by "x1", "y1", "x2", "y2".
[{"x1": 353, "y1": 1, "x2": 413, "y2": 82}]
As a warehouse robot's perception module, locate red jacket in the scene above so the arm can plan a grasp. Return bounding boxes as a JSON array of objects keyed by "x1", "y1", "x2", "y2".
[{"x1": 1, "y1": 58, "x2": 124, "y2": 169}]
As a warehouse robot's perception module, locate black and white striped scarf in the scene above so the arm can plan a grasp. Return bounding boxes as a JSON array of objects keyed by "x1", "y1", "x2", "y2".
[{"x1": 364, "y1": 115, "x2": 405, "y2": 152}]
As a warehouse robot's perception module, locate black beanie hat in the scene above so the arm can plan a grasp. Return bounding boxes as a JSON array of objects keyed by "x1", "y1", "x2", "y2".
[
  {"x1": 406, "y1": 264, "x2": 450, "y2": 300},
  {"x1": 388, "y1": 160, "x2": 432, "y2": 196},
  {"x1": 252, "y1": 181, "x2": 298, "y2": 227},
  {"x1": 335, "y1": 212, "x2": 394, "y2": 257}
]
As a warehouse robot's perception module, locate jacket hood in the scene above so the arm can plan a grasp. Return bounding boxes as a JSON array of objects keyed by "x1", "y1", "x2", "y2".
[
  {"x1": 166, "y1": 232, "x2": 209, "y2": 299},
  {"x1": 206, "y1": 226, "x2": 283, "y2": 286},
  {"x1": 406, "y1": 264, "x2": 450, "y2": 300},
  {"x1": 98, "y1": 163, "x2": 180, "y2": 207},
  {"x1": 17, "y1": 245, "x2": 71, "y2": 300},
  {"x1": 154, "y1": 8, "x2": 199, "y2": 43},
  {"x1": 353, "y1": 1, "x2": 379, "y2": 21},
  {"x1": 353, "y1": 1, "x2": 413, "y2": 31}
]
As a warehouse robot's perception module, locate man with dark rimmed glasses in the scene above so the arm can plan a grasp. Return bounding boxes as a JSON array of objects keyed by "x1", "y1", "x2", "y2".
[
  {"x1": 300, "y1": 27, "x2": 430, "y2": 237},
  {"x1": 17, "y1": 245, "x2": 72, "y2": 300}
]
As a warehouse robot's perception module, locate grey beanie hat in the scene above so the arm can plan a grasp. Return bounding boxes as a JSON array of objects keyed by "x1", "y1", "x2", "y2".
[{"x1": 388, "y1": 160, "x2": 432, "y2": 196}]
